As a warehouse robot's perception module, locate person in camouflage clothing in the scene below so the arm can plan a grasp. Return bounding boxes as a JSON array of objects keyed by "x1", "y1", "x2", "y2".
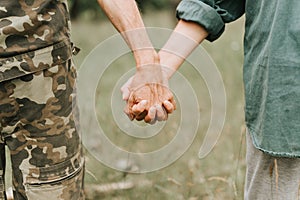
[{"x1": 0, "y1": 0, "x2": 84, "y2": 199}]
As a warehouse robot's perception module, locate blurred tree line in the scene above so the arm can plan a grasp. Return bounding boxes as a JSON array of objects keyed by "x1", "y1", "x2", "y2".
[{"x1": 68, "y1": 0, "x2": 180, "y2": 20}]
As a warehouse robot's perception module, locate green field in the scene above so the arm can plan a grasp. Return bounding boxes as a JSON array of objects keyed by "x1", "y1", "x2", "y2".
[{"x1": 72, "y1": 10, "x2": 246, "y2": 200}]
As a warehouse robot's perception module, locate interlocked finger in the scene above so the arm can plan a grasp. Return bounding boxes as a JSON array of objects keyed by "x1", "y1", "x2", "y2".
[
  {"x1": 144, "y1": 106, "x2": 156, "y2": 124},
  {"x1": 163, "y1": 100, "x2": 175, "y2": 114},
  {"x1": 155, "y1": 105, "x2": 167, "y2": 121},
  {"x1": 132, "y1": 100, "x2": 148, "y2": 115}
]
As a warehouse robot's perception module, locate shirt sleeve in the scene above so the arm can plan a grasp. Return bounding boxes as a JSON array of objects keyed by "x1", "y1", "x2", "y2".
[{"x1": 176, "y1": 0, "x2": 245, "y2": 41}]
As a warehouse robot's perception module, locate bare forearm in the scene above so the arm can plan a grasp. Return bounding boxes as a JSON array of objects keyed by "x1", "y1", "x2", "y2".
[
  {"x1": 97, "y1": 0, "x2": 158, "y2": 66},
  {"x1": 159, "y1": 20, "x2": 209, "y2": 79}
]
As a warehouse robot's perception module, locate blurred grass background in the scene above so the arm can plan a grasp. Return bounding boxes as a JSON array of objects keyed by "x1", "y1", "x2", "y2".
[{"x1": 70, "y1": 3, "x2": 247, "y2": 199}]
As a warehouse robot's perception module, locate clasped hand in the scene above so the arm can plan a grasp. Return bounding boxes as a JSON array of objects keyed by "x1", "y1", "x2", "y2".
[{"x1": 121, "y1": 64, "x2": 176, "y2": 124}]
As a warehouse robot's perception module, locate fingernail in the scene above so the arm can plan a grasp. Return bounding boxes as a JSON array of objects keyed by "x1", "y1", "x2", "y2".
[{"x1": 140, "y1": 100, "x2": 148, "y2": 106}]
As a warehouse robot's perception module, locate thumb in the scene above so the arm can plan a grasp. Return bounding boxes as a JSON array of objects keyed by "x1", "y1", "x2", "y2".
[
  {"x1": 121, "y1": 87, "x2": 130, "y2": 101},
  {"x1": 121, "y1": 76, "x2": 133, "y2": 101}
]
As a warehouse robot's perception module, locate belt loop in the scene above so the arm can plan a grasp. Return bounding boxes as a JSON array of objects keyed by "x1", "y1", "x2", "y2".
[{"x1": 71, "y1": 43, "x2": 81, "y2": 56}]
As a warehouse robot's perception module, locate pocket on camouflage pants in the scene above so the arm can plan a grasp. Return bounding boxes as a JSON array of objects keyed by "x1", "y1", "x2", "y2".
[{"x1": 0, "y1": 54, "x2": 85, "y2": 200}]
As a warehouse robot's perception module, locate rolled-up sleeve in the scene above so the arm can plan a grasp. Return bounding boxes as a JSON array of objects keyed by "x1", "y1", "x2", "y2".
[{"x1": 176, "y1": 0, "x2": 245, "y2": 41}]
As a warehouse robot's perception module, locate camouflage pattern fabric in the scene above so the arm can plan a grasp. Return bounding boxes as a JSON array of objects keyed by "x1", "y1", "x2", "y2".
[
  {"x1": 0, "y1": 0, "x2": 73, "y2": 82},
  {"x1": 0, "y1": 39, "x2": 73, "y2": 83},
  {"x1": 0, "y1": 1, "x2": 85, "y2": 199},
  {"x1": 0, "y1": 48, "x2": 84, "y2": 199},
  {"x1": 0, "y1": 0, "x2": 71, "y2": 58}
]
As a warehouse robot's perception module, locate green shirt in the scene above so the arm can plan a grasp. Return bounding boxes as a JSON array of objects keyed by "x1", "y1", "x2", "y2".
[{"x1": 177, "y1": 0, "x2": 300, "y2": 157}]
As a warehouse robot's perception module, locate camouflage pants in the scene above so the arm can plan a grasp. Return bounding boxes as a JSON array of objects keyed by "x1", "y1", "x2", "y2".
[{"x1": 0, "y1": 56, "x2": 84, "y2": 199}]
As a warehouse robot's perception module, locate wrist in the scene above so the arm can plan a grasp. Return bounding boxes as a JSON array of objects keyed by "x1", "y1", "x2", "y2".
[
  {"x1": 134, "y1": 48, "x2": 159, "y2": 67},
  {"x1": 161, "y1": 65, "x2": 175, "y2": 80},
  {"x1": 158, "y1": 51, "x2": 179, "y2": 80}
]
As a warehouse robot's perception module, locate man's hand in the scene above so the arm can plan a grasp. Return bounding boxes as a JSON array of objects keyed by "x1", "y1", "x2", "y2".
[{"x1": 121, "y1": 64, "x2": 176, "y2": 124}]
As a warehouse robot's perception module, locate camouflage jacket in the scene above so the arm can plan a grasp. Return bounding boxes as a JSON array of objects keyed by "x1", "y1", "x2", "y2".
[{"x1": 0, "y1": 0, "x2": 73, "y2": 82}]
